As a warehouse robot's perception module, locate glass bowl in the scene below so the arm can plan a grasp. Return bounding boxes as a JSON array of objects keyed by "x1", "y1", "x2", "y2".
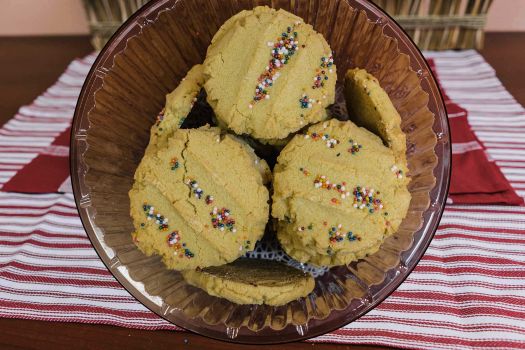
[{"x1": 71, "y1": 0, "x2": 450, "y2": 344}]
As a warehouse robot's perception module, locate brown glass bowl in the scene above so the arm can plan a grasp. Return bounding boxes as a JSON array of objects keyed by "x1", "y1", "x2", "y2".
[{"x1": 71, "y1": 0, "x2": 450, "y2": 344}]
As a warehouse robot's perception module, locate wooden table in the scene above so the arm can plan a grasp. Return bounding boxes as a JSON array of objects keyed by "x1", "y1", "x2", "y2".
[{"x1": 0, "y1": 33, "x2": 524, "y2": 350}]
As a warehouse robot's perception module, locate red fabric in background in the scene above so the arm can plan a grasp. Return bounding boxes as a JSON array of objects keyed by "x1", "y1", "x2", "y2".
[
  {"x1": 2, "y1": 127, "x2": 70, "y2": 193},
  {"x1": 427, "y1": 58, "x2": 523, "y2": 205}
]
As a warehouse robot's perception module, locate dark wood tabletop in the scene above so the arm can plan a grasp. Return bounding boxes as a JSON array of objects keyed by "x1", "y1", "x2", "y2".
[{"x1": 0, "y1": 33, "x2": 524, "y2": 350}]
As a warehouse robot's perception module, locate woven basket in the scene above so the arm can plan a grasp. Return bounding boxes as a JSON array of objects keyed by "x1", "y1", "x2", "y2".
[{"x1": 83, "y1": 0, "x2": 493, "y2": 51}]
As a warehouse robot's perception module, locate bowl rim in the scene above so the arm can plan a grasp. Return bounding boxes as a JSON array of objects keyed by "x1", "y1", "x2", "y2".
[{"x1": 70, "y1": 0, "x2": 451, "y2": 344}]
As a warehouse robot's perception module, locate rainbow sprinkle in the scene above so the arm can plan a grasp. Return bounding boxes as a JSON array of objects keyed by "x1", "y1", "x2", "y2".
[
  {"x1": 348, "y1": 139, "x2": 362, "y2": 155},
  {"x1": 304, "y1": 132, "x2": 340, "y2": 148},
  {"x1": 391, "y1": 165, "x2": 404, "y2": 179},
  {"x1": 155, "y1": 109, "x2": 165, "y2": 127},
  {"x1": 210, "y1": 207, "x2": 236, "y2": 232},
  {"x1": 251, "y1": 24, "x2": 300, "y2": 106},
  {"x1": 328, "y1": 224, "x2": 360, "y2": 244},
  {"x1": 312, "y1": 53, "x2": 334, "y2": 89},
  {"x1": 170, "y1": 158, "x2": 179, "y2": 170},
  {"x1": 299, "y1": 95, "x2": 315, "y2": 109},
  {"x1": 142, "y1": 203, "x2": 169, "y2": 231},
  {"x1": 186, "y1": 179, "x2": 204, "y2": 199},
  {"x1": 353, "y1": 186, "x2": 383, "y2": 213},
  {"x1": 167, "y1": 231, "x2": 194, "y2": 258},
  {"x1": 297, "y1": 223, "x2": 313, "y2": 232},
  {"x1": 305, "y1": 173, "x2": 385, "y2": 212},
  {"x1": 313, "y1": 175, "x2": 350, "y2": 199},
  {"x1": 347, "y1": 231, "x2": 359, "y2": 241},
  {"x1": 167, "y1": 231, "x2": 181, "y2": 246},
  {"x1": 185, "y1": 178, "x2": 236, "y2": 233},
  {"x1": 299, "y1": 167, "x2": 310, "y2": 176},
  {"x1": 321, "y1": 53, "x2": 334, "y2": 70}
]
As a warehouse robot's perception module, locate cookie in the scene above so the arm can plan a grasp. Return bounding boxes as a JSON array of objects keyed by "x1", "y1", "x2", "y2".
[
  {"x1": 204, "y1": 6, "x2": 336, "y2": 142},
  {"x1": 147, "y1": 64, "x2": 205, "y2": 154},
  {"x1": 130, "y1": 126, "x2": 270, "y2": 270},
  {"x1": 344, "y1": 68, "x2": 407, "y2": 161},
  {"x1": 272, "y1": 119, "x2": 411, "y2": 266},
  {"x1": 181, "y1": 258, "x2": 314, "y2": 305}
]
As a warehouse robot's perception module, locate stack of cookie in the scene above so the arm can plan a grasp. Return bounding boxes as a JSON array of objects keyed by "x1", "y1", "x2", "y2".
[{"x1": 129, "y1": 6, "x2": 410, "y2": 306}]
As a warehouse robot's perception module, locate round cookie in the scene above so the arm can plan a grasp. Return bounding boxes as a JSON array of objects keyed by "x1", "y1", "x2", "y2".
[
  {"x1": 344, "y1": 68, "x2": 407, "y2": 162},
  {"x1": 130, "y1": 126, "x2": 270, "y2": 270},
  {"x1": 147, "y1": 64, "x2": 205, "y2": 155},
  {"x1": 204, "y1": 6, "x2": 336, "y2": 142},
  {"x1": 272, "y1": 119, "x2": 411, "y2": 266},
  {"x1": 181, "y1": 259, "x2": 314, "y2": 306}
]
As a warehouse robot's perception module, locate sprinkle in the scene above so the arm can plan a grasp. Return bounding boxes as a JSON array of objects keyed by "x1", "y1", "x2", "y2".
[
  {"x1": 304, "y1": 131, "x2": 340, "y2": 148},
  {"x1": 299, "y1": 95, "x2": 314, "y2": 109},
  {"x1": 185, "y1": 179, "x2": 204, "y2": 199},
  {"x1": 170, "y1": 157, "x2": 179, "y2": 170},
  {"x1": 155, "y1": 109, "x2": 165, "y2": 127},
  {"x1": 352, "y1": 186, "x2": 384, "y2": 213},
  {"x1": 210, "y1": 207, "x2": 236, "y2": 232},
  {"x1": 326, "y1": 224, "x2": 360, "y2": 244},
  {"x1": 142, "y1": 203, "x2": 169, "y2": 231},
  {"x1": 347, "y1": 231, "x2": 360, "y2": 241},
  {"x1": 391, "y1": 165, "x2": 404, "y2": 179},
  {"x1": 167, "y1": 231, "x2": 181, "y2": 246},
  {"x1": 299, "y1": 167, "x2": 310, "y2": 176},
  {"x1": 309, "y1": 174, "x2": 384, "y2": 211},
  {"x1": 253, "y1": 25, "x2": 299, "y2": 103},
  {"x1": 205, "y1": 195, "x2": 214, "y2": 205},
  {"x1": 312, "y1": 53, "x2": 334, "y2": 89},
  {"x1": 348, "y1": 139, "x2": 363, "y2": 155}
]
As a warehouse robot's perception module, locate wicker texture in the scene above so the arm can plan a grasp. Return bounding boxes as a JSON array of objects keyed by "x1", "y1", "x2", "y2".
[
  {"x1": 83, "y1": 0, "x2": 493, "y2": 50},
  {"x1": 372, "y1": 0, "x2": 493, "y2": 50}
]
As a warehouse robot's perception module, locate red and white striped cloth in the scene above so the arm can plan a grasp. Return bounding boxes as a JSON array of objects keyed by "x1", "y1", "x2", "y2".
[{"x1": 0, "y1": 50, "x2": 524, "y2": 349}]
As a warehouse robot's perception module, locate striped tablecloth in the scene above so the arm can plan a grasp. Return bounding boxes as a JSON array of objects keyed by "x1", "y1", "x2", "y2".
[{"x1": 0, "y1": 50, "x2": 524, "y2": 349}]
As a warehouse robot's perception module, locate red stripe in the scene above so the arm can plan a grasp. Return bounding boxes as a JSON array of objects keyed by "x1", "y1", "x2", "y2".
[
  {"x1": 359, "y1": 315, "x2": 525, "y2": 333},
  {"x1": 0, "y1": 271, "x2": 121, "y2": 288},
  {"x1": 391, "y1": 290, "x2": 525, "y2": 308},
  {"x1": 377, "y1": 302, "x2": 525, "y2": 319},
  {"x1": 422, "y1": 254, "x2": 525, "y2": 267},
  {"x1": 414, "y1": 265, "x2": 524, "y2": 278},
  {"x1": 0, "y1": 230, "x2": 86, "y2": 240},
  {"x1": 0, "y1": 209, "x2": 79, "y2": 217},
  {"x1": 435, "y1": 232, "x2": 525, "y2": 244},
  {"x1": 0, "y1": 239, "x2": 92, "y2": 249},
  {"x1": 444, "y1": 207, "x2": 525, "y2": 215},
  {"x1": 0, "y1": 251, "x2": 100, "y2": 261},
  {"x1": 0, "y1": 261, "x2": 109, "y2": 276},
  {"x1": 409, "y1": 279, "x2": 524, "y2": 291},
  {"x1": 329, "y1": 329, "x2": 524, "y2": 348},
  {"x1": 438, "y1": 224, "x2": 525, "y2": 235},
  {"x1": 0, "y1": 300, "x2": 158, "y2": 320},
  {"x1": 0, "y1": 286, "x2": 133, "y2": 303}
]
